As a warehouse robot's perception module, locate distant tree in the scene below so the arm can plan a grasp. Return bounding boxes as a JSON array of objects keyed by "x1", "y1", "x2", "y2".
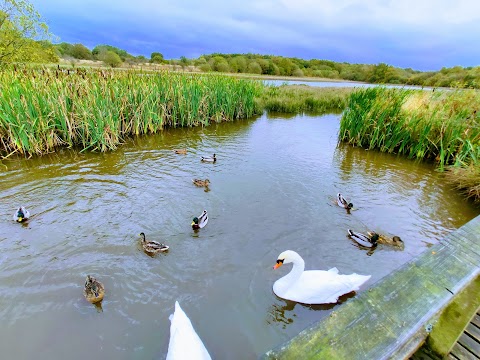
[
  {"x1": 150, "y1": 52, "x2": 164, "y2": 63},
  {"x1": 102, "y1": 50, "x2": 122, "y2": 67},
  {"x1": 93, "y1": 44, "x2": 128, "y2": 61},
  {"x1": 0, "y1": 0, "x2": 53, "y2": 63},
  {"x1": 179, "y1": 56, "x2": 190, "y2": 69},
  {"x1": 136, "y1": 55, "x2": 147, "y2": 62},
  {"x1": 70, "y1": 43, "x2": 92, "y2": 60},
  {"x1": 292, "y1": 68, "x2": 304, "y2": 77},
  {"x1": 55, "y1": 42, "x2": 74, "y2": 57},
  {"x1": 246, "y1": 61, "x2": 262, "y2": 74}
]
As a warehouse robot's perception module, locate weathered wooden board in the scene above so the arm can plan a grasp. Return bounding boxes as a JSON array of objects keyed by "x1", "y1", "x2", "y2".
[
  {"x1": 450, "y1": 343, "x2": 478, "y2": 360},
  {"x1": 263, "y1": 216, "x2": 480, "y2": 360},
  {"x1": 472, "y1": 314, "x2": 480, "y2": 328},
  {"x1": 466, "y1": 323, "x2": 480, "y2": 343},
  {"x1": 458, "y1": 333, "x2": 480, "y2": 357}
]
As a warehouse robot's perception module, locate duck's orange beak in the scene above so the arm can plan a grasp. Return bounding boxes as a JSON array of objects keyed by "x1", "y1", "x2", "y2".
[{"x1": 273, "y1": 263, "x2": 282, "y2": 270}]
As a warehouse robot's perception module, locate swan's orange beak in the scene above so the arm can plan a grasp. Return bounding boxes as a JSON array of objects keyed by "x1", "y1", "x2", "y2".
[{"x1": 273, "y1": 263, "x2": 282, "y2": 270}]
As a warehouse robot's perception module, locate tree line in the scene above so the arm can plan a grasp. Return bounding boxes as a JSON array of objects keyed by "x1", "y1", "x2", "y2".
[{"x1": 1, "y1": 0, "x2": 478, "y2": 89}]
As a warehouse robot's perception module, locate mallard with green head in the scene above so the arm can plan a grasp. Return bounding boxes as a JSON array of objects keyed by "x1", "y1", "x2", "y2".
[
  {"x1": 337, "y1": 193, "x2": 353, "y2": 211},
  {"x1": 140, "y1": 232, "x2": 169, "y2": 254},
  {"x1": 13, "y1": 206, "x2": 30, "y2": 223},
  {"x1": 191, "y1": 210, "x2": 208, "y2": 230},
  {"x1": 347, "y1": 229, "x2": 379, "y2": 248},
  {"x1": 201, "y1": 154, "x2": 216, "y2": 163},
  {"x1": 83, "y1": 275, "x2": 105, "y2": 304}
]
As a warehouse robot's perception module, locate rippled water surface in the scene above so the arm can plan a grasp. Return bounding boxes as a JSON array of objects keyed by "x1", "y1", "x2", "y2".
[{"x1": 1, "y1": 113, "x2": 478, "y2": 359}]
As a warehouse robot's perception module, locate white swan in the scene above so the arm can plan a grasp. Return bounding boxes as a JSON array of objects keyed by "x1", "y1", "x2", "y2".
[
  {"x1": 273, "y1": 250, "x2": 371, "y2": 304},
  {"x1": 13, "y1": 206, "x2": 30, "y2": 222},
  {"x1": 167, "y1": 301, "x2": 211, "y2": 360}
]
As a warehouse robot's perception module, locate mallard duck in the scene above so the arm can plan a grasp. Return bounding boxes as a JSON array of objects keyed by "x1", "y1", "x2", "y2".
[
  {"x1": 337, "y1": 193, "x2": 353, "y2": 210},
  {"x1": 13, "y1": 206, "x2": 30, "y2": 222},
  {"x1": 273, "y1": 250, "x2": 371, "y2": 304},
  {"x1": 201, "y1": 154, "x2": 216, "y2": 163},
  {"x1": 191, "y1": 210, "x2": 208, "y2": 230},
  {"x1": 83, "y1": 275, "x2": 105, "y2": 304},
  {"x1": 368, "y1": 231, "x2": 405, "y2": 250},
  {"x1": 192, "y1": 179, "x2": 210, "y2": 187},
  {"x1": 173, "y1": 149, "x2": 187, "y2": 155},
  {"x1": 347, "y1": 229, "x2": 379, "y2": 248},
  {"x1": 140, "y1": 232, "x2": 169, "y2": 254},
  {"x1": 167, "y1": 301, "x2": 212, "y2": 360}
]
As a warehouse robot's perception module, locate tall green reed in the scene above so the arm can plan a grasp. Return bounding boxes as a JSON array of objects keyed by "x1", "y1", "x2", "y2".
[{"x1": 0, "y1": 68, "x2": 263, "y2": 155}]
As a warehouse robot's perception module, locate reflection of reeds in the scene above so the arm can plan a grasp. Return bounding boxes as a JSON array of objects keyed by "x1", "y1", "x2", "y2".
[
  {"x1": 340, "y1": 87, "x2": 480, "y2": 202},
  {"x1": 258, "y1": 85, "x2": 354, "y2": 114},
  {"x1": 0, "y1": 68, "x2": 262, "y2": 156}
]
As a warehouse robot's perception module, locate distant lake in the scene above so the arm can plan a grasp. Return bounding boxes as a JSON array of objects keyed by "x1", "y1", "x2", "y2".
[{"x1": 264, "y1": 79, "x2": 428, "y2": 90}]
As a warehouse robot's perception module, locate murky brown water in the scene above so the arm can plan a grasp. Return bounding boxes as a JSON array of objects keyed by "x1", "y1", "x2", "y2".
[{"x1": 1, "y1": 113, "x2": 478, "y2": 359}]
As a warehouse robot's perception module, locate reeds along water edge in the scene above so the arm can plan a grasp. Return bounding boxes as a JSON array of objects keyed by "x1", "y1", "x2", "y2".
[
  {"x1": 339, "y1": 87, "x2": 480, "y2": 202},
  {"x1": 0, "y1": 68, "x2": 263, "y2": 156}
]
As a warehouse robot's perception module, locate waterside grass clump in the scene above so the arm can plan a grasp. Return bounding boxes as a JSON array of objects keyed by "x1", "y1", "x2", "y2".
[
  {"x1": 339, "y1": 87, "x2": 480, "y2": 202},
  {"x1": 258, "y1": 85, "x2": 355, "y2": 114},
  {"x1": 0, "y1": 68, "x2": 262, "y2": 156}
]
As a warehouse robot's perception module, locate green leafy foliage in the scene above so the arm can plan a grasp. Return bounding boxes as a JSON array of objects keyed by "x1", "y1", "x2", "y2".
[{"x1": 0, "y1": 0, "x2": 53, "y2": 63}]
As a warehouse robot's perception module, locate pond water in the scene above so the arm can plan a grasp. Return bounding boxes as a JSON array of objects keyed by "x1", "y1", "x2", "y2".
[
  {"x1": 0, "y1": 113, "x2": 478, "y2": 359},
  {"x1": 264, "y1": 79, "x2": 427, "y2": 90}
]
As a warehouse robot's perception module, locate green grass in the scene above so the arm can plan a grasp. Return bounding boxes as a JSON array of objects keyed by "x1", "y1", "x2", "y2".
[
  {"x1": 339, "y1": 87, "x2": 480, "y2": 202},
  {"x1": 0, "y1": 68, "x2": 262, "y2": 155},
  {"x1": 258, "y1": 85, "x2": 354, "y2": 114}
]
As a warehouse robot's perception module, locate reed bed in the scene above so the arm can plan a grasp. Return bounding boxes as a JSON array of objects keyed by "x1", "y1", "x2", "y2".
[
  {"x1": 258, "y1": 85, "x2": 354, "y2": 114},
  {"x1": 340, "y1": 87, "x2": 480, "y2": 202},
  {"x1": 0, "y1": 68, "x2": 262, "y2": 155}
]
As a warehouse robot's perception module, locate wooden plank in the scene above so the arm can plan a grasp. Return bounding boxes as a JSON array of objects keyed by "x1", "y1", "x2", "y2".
[
  {"x1": 458, "y1": 333, "x2": 480, "y2": 356},
  {"x1": 472, "y1": 314, "x2": 480, "y2": 328},
  {"x1": 466, "y1": 323, "x2": 480, "y2": 343},
  {"x1": 447, "y1": 354, "x2": 459, "y2": 360},
  {"x1": 450, "y1": 342, "x2": 479, "y2": 360}
]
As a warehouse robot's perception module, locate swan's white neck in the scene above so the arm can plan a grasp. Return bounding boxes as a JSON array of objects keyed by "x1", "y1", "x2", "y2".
[{"x1": 275, "y1": 252, "x2": 305, "y2": 293}]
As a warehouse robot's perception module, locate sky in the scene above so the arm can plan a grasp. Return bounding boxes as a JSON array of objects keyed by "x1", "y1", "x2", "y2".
[{"x1": 31, "y1": 0, "x2": 480, "y2": 71}]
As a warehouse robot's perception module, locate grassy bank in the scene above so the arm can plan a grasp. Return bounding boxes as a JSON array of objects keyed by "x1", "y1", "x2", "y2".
[
  {"x1": 0, "y1": 68, "x2": 262, "y2": 155},
  {"x1": 258, "y1": 85, "x2": 355, "y2": 114},
  {"x1": 339, "y1": 87, "x2": 480, "y2": 202}
]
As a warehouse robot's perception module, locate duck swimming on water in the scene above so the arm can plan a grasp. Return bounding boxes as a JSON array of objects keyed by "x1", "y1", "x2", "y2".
[
  {"x1": 140, "y1": 232, "x2": 169, "y2": 255},
  {"x1": 337, "y1": 193, "x2": 353, "y2": 211},
  {"x1": 201, "y1": 154, "x2": 216, "y2": 163},
  {"x1": 83, "y1": 275, "x2": 105, "y2": 304},
  {"x1": 13, "y1": 206, "x2": 30, "y2": 222},
  {"x1": 191, "y1": 210, "x2": 208, "y2": 230}
]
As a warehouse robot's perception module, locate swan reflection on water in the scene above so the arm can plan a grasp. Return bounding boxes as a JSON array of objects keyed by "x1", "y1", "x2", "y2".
[{"x1": 266, "y1": 291, "x2": 357, "y2": 329}]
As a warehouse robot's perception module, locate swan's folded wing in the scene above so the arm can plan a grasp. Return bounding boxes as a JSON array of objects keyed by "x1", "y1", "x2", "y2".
[
  {"x1": 167, "y1": 301, "x2": 211, "y2": 360},
  {"x1": 287, "y1": 270, "x2": 370, "y2": 304}
]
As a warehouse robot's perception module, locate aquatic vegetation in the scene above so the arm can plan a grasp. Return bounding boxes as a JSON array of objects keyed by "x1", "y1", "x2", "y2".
[
  {"x1": 258, "y1": 85, "x2": 354, "y2": 114},
  {"x1": 339, "y1": 87, "x2": 480, "y2": 202},
  {"x1": 0, "y1": 68, "x2": 262, "y2": 156}
]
